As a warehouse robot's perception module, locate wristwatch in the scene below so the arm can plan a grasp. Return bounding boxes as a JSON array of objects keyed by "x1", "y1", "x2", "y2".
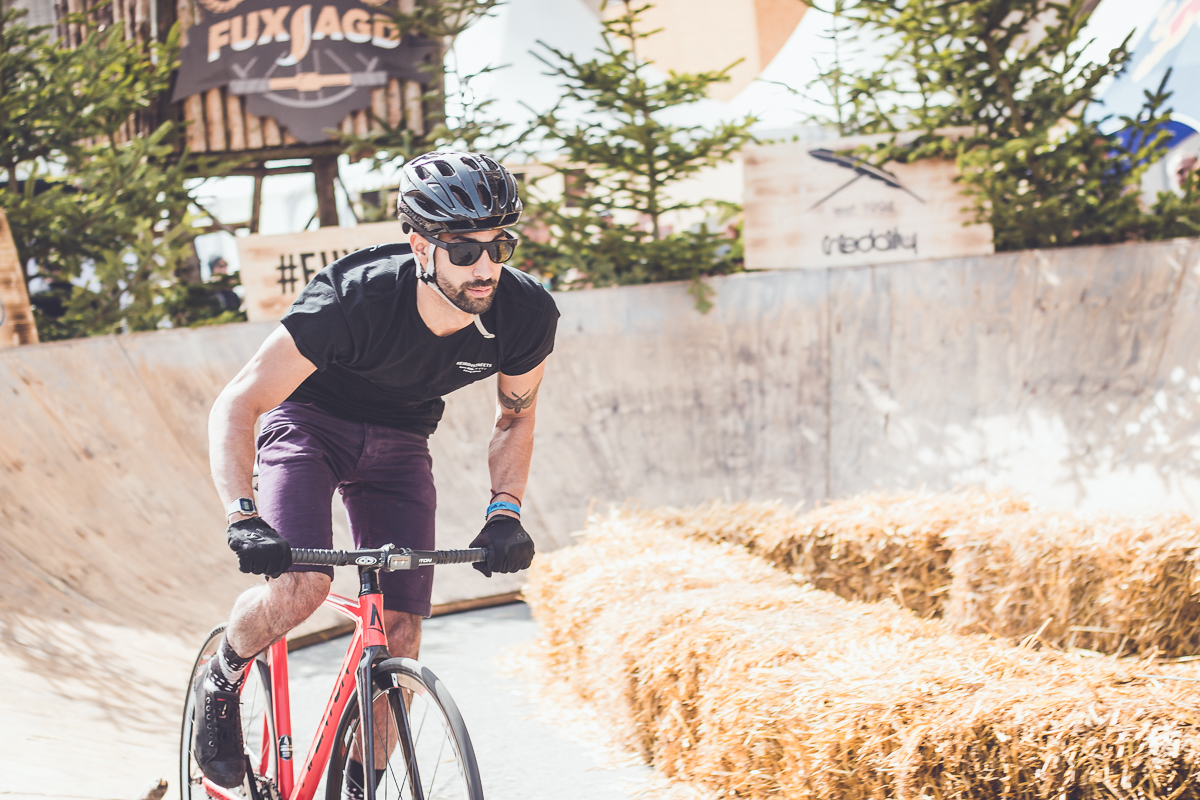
[{"x1": 226, "y1": 497, "x2": 258, "y2": 519}]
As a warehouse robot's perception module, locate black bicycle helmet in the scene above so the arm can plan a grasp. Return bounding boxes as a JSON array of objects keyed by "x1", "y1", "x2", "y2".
[{"x1": 397, "y1": 151, "x2": 522, "y2": 234}]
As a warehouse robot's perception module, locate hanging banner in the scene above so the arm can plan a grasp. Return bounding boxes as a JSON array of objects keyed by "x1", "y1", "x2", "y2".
[
  {"x1": 742, "y1": 133, "x2": 993, "y2": 270},
  {"x1": 172, "y1": 0, "x2": 437, "y2": 142},
  {"x1": 237, "y1": 221, "x2": 409, "y2": 321},
  {"x1": 1102, "y1": 0, "x2": 1200, "y2": 129}
]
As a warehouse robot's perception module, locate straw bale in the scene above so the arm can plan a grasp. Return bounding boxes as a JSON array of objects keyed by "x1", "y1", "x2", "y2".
[
  {"x1": 526, "y1": 514, "x2": 1200, "y2": 800},
  {"x1": 638, "y1": 490, "x2": 1029, "y2": 618},
  {"x1": 945, "y1": 512, "x2": 1200, "y2": 656},
  {"x1": 631, "y1": 493, "x2": 1200, "y2": 656}
]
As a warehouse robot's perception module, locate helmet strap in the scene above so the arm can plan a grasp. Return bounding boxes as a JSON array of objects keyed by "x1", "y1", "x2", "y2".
[{"x1": 416, "y1": 244, "x2": 496, "y2": 339}]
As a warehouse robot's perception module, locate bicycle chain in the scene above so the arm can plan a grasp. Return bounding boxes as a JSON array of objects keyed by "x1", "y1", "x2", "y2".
[{"x1": 254, "y1": 775, "x2": 283, "y2": 800}]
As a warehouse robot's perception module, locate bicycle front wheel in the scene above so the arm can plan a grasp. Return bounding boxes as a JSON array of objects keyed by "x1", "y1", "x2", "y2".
[
  {"x1": 325, "y1": 657, "x2": 483, "y2": 800},
  {"x1": 180, "y1": 624, "x2": 279, "y2": 800}
]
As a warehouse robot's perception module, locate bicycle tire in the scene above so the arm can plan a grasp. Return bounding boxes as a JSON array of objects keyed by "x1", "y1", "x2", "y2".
[
  {"x1": 325, "y1": 657, "x2": 483, "y2": 800},
  {"x1": 180, "y1": 623, "x2": 280, "y2": 800}
]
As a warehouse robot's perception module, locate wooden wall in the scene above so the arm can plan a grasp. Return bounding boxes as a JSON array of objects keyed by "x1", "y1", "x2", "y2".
[
  {"x1": 173, "y1": 0, "x2": 427, "y2": 154},
  {"x1": 178, "y1": 78, "x2": 426, "y2": 154},
  {"x1": 53, "y1": 0, "x2": 428, "y2": 155}
]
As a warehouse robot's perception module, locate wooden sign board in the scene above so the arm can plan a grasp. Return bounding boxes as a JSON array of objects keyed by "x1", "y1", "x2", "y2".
[
  {"x1": 743, "y1": 135, "x2": 993, "y2": 270},
  {"x1": 0, "y1": 208, "x2": 38, "y2": 347},
  {"x1": 238, "y1": 221, "x2": 409, "y2": 322}
]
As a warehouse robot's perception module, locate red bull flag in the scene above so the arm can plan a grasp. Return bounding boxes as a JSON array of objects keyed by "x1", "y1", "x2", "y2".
[{"x1": 1102, "y1": 0, "x2": 1200, "y2": 132}]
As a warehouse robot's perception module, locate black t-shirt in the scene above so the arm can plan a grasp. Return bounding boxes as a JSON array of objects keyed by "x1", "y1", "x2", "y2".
[{"x1": 280, "y1": 243, "x2": 559, "y2": 436}]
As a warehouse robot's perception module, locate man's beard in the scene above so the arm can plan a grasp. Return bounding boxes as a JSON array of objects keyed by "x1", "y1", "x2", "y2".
[{"x1": 437, "y1": 271, "x2": 497, "y2": 315}]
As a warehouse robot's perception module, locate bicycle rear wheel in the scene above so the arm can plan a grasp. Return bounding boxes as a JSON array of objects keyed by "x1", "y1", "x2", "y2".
[
  {"x1": 180, "y1": 624, "x2": 280, "y2": 800},
  {"x1": 325, "y1": 657, "x2": 483, "y2": 800}
]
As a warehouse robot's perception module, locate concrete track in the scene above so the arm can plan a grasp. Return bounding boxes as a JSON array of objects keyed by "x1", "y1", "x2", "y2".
[{"x1": 4, "y1": 237, "x2": 1200, "y2": 797}]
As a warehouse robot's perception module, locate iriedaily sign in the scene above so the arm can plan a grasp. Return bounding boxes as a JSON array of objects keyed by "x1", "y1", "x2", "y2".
[
  {"x1": 172, "y1": 0, "x2": 437, "y2": 142},
  {"x1": 742, "y1": 132, "x2": 994, "y2": 270}
]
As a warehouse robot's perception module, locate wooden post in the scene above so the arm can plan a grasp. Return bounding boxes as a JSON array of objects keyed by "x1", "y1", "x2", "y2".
[
  {"x1": 404, "y1": 81, "x2": 423, "y2": 135},
  {"x1": 0, "y1": 209, "x2": 39, "y2": 347},
  {"x1": 245, "y1": 111, "x2": 264, "y2": 150},
  {"x1": 204, "y1": 88, "x2": 227, "y2": 151},
  {"x1": 250, "y1": 173, "x2": 264, "y2": 234},
  {"x1": 312, "y1": 156, "x2": 340, "y2": 228},
  {"x1": 386, "y1": 78, "x2": 403, "y2": 128},
  {"x1": 226, "y1": 94, "x2": 247, "y2": 151}
]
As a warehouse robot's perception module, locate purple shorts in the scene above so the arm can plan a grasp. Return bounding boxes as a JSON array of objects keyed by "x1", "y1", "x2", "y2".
[{"x1": 255, "y1": 401, "x2": 437, "y2": 617}]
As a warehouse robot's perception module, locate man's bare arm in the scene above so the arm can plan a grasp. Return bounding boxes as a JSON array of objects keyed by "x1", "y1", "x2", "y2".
[
  {"x1": 209, "y1": 325, "x2": 317, "y2": 518},
  {"x1": 488, "y1": 360, "x2": 546, "y2": 519}
]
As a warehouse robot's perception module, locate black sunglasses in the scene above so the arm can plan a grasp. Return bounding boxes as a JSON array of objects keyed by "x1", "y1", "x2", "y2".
[{"x1": 422, "y1": 232, "x2": 519, "y2": 267}]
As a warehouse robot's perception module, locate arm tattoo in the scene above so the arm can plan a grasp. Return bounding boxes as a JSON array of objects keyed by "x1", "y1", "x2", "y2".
[{"x1": 498, "y1": 381, "x2": 540, "y2": 414}]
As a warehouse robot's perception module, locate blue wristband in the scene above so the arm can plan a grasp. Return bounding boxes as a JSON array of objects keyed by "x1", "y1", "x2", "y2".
[{"x1": 486, "y1": 501, "x2": 521, "y2": 518}]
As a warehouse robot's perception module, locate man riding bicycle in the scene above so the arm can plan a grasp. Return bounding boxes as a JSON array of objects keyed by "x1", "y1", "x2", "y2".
[{"x1": 193, "y1": 151, "x2": 558, "y2": 797}]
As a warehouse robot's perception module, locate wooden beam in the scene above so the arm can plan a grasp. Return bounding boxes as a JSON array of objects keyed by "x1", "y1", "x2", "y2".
[
  {"x1": 245, "y1": 110, "x2": 264, "y2": 150},
  {"x1": 249, "y1": 174, "x2": 263, "y2": 233},
  {"x1": 0, "y1": 209, "x2": 39, "y2": 347},
  {"x1": 228, "y1": 163, "x2": 315, "y2": 177},
  {"x1": 204, "y1": 88, "x2": 226, "y2": 151},
  {"x1": 370, "y1": 87, "x2": 386, "y2": 134},
  {"x1": 226, "y1": 94, "x2": 246, "y2": 151},
  {"x1": 312, "y1": 155, "x2": 340, "y2": 227},
  {"x1": 184, "y1": 95, "x2": 207, "y2": 152},
  {"x1": 404, "y1": 80, "x2": 423, "y2": 135},
  {"x1": 225, "y1": 94, "x2": 247, "y2": 151},
  {"x1": 386, "y1": 78, "x2": 402, "y2": 128},
  {"x1": 263, "y1": 117, "x2": 282, "y2": 147}
]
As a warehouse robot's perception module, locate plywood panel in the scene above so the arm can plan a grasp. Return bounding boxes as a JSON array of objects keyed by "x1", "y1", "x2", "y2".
[
  {"x1": 744, "y1": 136, "x2": 994, "y2": 270},
  {"x1": 0, "y1": 208, "x2": 37, "y2": 346},
  {"x1": 236, "y1": 221, "x2": 409, "y2": 322}
]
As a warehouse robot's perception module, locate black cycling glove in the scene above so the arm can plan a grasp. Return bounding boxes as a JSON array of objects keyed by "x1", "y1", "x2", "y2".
[
  {"x1": 227, "y1": 517, "x2": 293, "y2": 578},
  {"x1": 469, "y1": 515, "x2": 535, "y2": 577}
]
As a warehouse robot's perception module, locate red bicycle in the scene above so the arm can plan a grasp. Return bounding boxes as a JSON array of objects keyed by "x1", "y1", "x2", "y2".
[{"x1": 180, "y1": 544, "x2": 488, "y2": 800}]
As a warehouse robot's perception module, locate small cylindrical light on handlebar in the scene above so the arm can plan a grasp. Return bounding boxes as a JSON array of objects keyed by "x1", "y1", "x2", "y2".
[{"x1": 386, "y1": 553, "x2": 414, "y2": 571}]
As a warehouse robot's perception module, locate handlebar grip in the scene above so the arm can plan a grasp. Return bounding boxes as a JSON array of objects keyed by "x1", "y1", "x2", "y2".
[
  {"x1": 435, "y1": 548, "x2": 488, "y2": 565},
  {"x1": 291, "y1": 548, "x2": 350, "y2": 567}
]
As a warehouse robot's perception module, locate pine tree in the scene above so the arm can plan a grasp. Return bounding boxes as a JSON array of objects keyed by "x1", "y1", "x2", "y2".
[
  {"x1": 517, "y1": 0, "x2": 755, "y2": 310},
  {"x1": 804, "y1": 0, "x2": 1200, "y2": 250},
  {"x1": 0, "y1": 7, "x2": 199, "y2": 339},
  {"x1": 335, "y1": 0, "x2": 511, "y2": 168}
]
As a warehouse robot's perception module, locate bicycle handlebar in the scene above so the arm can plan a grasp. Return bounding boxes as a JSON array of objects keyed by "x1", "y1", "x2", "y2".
[{"x1": 290, "y1": 544, "x2": 488, "y2": 572}]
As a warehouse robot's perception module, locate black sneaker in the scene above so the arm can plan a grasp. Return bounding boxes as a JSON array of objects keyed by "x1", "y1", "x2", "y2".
[{"x1": 191, "y1": 664, "x2": 246, "y2": 788}]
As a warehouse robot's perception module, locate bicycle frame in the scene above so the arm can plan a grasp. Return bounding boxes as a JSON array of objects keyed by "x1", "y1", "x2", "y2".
[{"x1": 201, "y1": 569, "x2": 391, "y2": 800}]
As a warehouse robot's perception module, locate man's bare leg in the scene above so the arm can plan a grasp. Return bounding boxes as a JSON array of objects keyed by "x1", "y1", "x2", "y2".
[
  {"x1": 225, "y1": 572, "x2": 333, "y2": 658},
  {"x1": 383, "y1": 609, "x2": 421, "y2": 659},
  {"x1": 343, "y1": 611, "x2": 422, "y2": 798}
]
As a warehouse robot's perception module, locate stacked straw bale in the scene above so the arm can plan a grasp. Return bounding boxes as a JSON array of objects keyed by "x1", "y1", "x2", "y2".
[
  {"x1": 944, "y1": 512, "x2": 1200, "y2": 656},
  {"x1": 640, "y1": 494, "x2": 1200, "y2": 656},
  {"x1": 644, "y1": 490, "x2": 1029, "y2": 618},
  {"x1": 525, "y1": 514, "x2": 1200, "y2": 800}
]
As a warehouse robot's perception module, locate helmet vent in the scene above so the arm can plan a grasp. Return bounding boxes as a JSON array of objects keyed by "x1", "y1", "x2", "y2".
[
  {"x1": 449, "y1": 185, "x2": 473, "y2": 209},
  {"x1": 398, "y1": 150, "x2": 523, "y2": 233},
  {"x1": 411, "y1": 194, "x2": 443, "y2": 217},
  {"x1": 476, "y1": 180, "x2": 493, "y2": 207}
]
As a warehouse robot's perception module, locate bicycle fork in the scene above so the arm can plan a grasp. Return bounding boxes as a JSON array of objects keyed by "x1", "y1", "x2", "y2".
[{"x1": 356, "y1": 567, "x2": 426, "y2": 800}]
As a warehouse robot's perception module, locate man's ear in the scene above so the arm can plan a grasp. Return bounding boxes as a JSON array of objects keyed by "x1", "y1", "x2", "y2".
[{"x1": 409, "y1": 231, "x2": 431, "y2": 269}]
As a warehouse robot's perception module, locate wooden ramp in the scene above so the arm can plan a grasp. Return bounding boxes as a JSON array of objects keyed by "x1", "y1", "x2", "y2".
[{"x1": 6, "y1": 236, "x2": 1200, "y2": 797}]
